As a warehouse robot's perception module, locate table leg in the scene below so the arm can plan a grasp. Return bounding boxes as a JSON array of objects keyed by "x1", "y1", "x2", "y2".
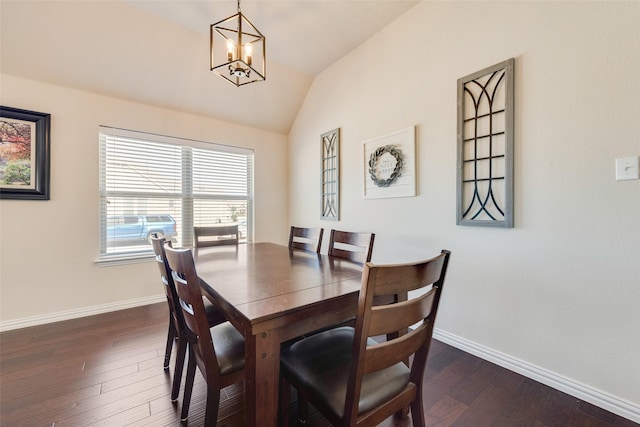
[{"x1": 246, "y1": 329, "x2": 281, "y2": 427}]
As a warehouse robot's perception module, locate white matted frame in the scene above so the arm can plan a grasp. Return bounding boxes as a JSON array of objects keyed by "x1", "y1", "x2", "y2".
[{"x1": 363, "y1": 126, "x2": 416, "y2": 199}]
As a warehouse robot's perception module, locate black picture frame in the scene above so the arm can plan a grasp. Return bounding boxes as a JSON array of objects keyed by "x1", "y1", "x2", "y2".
[{"x1": 0, "y1": 106, "x2": 51, "y2": 200}]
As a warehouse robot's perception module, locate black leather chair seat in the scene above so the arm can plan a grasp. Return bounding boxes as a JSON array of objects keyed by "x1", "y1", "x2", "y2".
[
  {"x1": 280, "y1": 326, "x2": 409, "y2": 418},
  {"x1": 209, "y1": 322, "x2": 245, "y2": 375}
]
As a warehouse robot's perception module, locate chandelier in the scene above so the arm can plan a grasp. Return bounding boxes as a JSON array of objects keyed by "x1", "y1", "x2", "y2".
[{"x1": 210, "y1": 0, "x2": 266, "y2": 87}]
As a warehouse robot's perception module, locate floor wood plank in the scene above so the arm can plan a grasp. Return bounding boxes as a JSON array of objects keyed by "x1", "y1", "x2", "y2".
[{"x1": 1, "y1": 303, "x2": 636, "y2": 427}]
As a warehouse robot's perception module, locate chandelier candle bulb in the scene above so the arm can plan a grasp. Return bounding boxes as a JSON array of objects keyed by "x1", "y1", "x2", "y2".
[
  {"x1": 226, "y1": 39, "x2": 235, "y2": 61},
  {"x1": 244, "y1": 43, "x2": 252, "y2": 65}
]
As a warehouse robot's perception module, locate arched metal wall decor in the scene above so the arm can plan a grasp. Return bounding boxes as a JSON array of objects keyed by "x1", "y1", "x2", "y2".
[
  {"x1": 321, "y1": 128, "x2": 340, "y2": 220},
  {"x1": 457, "y1": 58, "x2": 514, "y2": 227}
]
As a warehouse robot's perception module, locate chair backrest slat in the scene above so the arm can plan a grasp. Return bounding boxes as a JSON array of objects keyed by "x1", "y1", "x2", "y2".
[
  {"x1": 371, "y1": 256, "x2": 447, "y2": 297},
  {"x1": 194, "y1": 225, "x2": 239, "y2": 247},
  {"x1": 368, "y1": 287, "x2": 437, "y2": 337},
  {"x1": 363, "y1": 324, "x2": 430, "y2": 375}
]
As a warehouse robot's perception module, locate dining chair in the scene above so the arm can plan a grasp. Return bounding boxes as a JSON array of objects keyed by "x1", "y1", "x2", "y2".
[
  {"x1": 328, "y1": 229, "x2": 375, "y2": 264},
  {"x1": 194, "y1": 224, "x2": 239, "y2": 247},
  {"x1": 288, "y1": 226, "x2": 324, "y2": 253},
  {"x1": 280, "y1": 250, "x2": 451, "y2": 427},
  {"x1": 164, "y1": 244, "x2": 245, "y2": 425},
  {"x1": 150, "y1": 235, "x2": 228, "y2": 402}
]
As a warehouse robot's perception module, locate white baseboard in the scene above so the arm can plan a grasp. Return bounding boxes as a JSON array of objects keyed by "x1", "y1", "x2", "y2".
[
  {"x1": 433, "y1": 328, "x2": 640, "y2": 424},
  {"x1": 0, "y1": 295, "x2": 166, "y2": 332}
]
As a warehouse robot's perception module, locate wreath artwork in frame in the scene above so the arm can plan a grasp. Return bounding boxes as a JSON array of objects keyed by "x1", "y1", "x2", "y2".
[
  {"x1": 457, "y1": 58, "x2": 514, "y2": 227},
  {"x1": 363, "y1": 126, "x2": 415, "y2": 199},
  {"x1": 0, "y1": 106, "x2": 51, "y2": 200}
]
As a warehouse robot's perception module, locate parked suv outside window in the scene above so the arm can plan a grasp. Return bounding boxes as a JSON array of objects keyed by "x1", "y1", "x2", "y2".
[{"x1": 107, "y1": 214, "x2": 177, "y2": 245}]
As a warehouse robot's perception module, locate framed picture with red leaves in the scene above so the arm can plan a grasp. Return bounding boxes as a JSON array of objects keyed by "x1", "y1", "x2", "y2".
[{"x1": 0, "y1": 106, "x2": 50, "y2": 200}]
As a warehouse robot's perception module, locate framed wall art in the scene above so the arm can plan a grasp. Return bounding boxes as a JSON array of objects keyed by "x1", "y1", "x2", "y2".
[
  {"x1": 321, "y1": 128, "x2": 340, "y2": 220},
  {"x1": 457, "y1": 58, "x2": 514, "y2": 227},
  {"x1": 0, "y1": 106, "x2": 51, "y2": 200},
  {"x1": 363, "y1": 126, "x2": 415, "y2": 199}
]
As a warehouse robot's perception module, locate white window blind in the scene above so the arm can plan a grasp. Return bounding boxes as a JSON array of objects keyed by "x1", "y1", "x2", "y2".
[{"x1": 98, "y1": 126, "x2": 253, "y2": 262}]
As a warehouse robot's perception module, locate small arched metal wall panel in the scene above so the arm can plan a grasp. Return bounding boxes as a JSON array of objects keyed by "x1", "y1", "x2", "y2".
[
  {"x1": 321, "y1": 128, "x2": 340, "y2": 220},
  {"x1": 457, "y1": 58, "x2": 515, "y2": 228}
]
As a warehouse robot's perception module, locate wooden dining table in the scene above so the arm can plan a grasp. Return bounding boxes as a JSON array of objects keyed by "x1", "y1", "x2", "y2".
[{"x1": 193, "y1": 242, "x2": 364, "y2": 427}]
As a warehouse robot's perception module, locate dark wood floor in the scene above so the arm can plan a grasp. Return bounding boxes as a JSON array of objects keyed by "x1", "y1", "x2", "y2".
[{"x1": 0, "y1": 303, "x2": 636, "y2": 427}]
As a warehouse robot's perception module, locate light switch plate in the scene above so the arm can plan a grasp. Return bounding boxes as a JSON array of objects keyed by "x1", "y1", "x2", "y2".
[{"x1": 615, "y1": 157, "x2": 639, "y2": 181}]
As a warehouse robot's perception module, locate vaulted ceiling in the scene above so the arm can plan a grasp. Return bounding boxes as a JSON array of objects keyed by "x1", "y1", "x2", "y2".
[{"x1": 1, "y1": 0, "x2": 419, "y2": 134}]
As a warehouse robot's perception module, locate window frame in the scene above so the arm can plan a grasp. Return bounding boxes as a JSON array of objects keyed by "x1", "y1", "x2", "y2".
[{"x1": 97, "y1": 126, "x2": 254, "y2": 264}]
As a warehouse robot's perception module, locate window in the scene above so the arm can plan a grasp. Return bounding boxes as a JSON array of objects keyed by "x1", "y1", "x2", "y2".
[{"x1": 98, "y1": 127, "x2": 253, "y2": 262}]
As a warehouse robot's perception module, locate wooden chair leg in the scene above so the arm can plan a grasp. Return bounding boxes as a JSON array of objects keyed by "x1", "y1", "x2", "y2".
[
  {"x1": 180, "y1": 350, "x2": 197, "y2": 421},
  {"x1": 164, "y1": 318, "x2": 176, "y2": 370},
  {"x1": 203, "y1": 385, "x2": 220, "y2": 427},
  {"x1": 171, "y1": 337, "x2": 188, "y2": 401},
  {"x1": 409, "y1": 398, "x2": 425, "y2": 427},
  {"x1": 279, "y1": 376, "x2": 291, "y2": 426}
]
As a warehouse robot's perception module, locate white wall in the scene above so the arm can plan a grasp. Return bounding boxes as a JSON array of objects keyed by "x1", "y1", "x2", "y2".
[
  {"x1": 289, "y1": 0, "x2": 639, "y2": 418},
  {"x1": 0, "y1": 74, "x2": 289, "y2": 323}
]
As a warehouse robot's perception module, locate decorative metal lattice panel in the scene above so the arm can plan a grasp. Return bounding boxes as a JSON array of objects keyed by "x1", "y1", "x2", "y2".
[
  {"x1": 321, "y1": 128, "x2": 340, "y2": 220},
  {"x1": 457, "y1": 58, "x2": 514, "y2": 228}
]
